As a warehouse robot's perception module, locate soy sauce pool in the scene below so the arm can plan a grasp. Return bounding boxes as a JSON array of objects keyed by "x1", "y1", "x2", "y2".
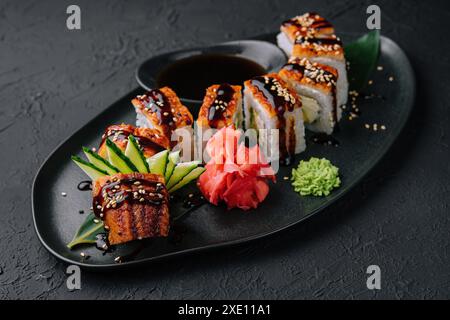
[{"x1": 156, "y1": 54, "x2": 266, "y2": 101}]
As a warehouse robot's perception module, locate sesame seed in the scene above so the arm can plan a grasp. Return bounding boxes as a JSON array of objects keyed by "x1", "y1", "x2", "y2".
[
  {"x1": 381, "y1": 125, "x2": 386, "y2": 130},
  {"x1": 283, "y1": 176, "x2": 289, "y2": 180},
  {"x1": 365, "y1": 124, "x2": 370, "y2": 129},
  {"x1": 368, "y1": 80, "x2": 373, "y2": 85},
  {"x1": 93, "y1": 219, "x2": 100, "y2": 224},
  {"x1": 61, "y1": 192, "x2": 67, "y2": 197},
  {"x1": 377, "y1": 66, "x2": 383, "y2": 71},
  {"x1": 389, "y1": 76, "x2": 394, "y2": 82},
  {"x1": 114, "y1": 257, "x2": 122, "y2": 263}
]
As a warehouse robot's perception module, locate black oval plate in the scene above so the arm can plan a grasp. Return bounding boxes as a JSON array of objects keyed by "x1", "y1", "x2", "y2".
[{"x1": 32, "y1": 34, "x2": 414, "y2": 270}]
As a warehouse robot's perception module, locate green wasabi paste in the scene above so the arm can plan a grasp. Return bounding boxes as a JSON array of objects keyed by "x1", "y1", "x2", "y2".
[{"x1": 291, "y1": 157, "x2": 341, "y2": 196}]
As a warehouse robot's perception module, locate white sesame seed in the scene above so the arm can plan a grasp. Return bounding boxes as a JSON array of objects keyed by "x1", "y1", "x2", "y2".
[
  {"x1": 389, "y1": 76, "x2": 394, "y2": 82},
  {"x1": 61, "y1": 192, "x2": 67, "y2": 197}
]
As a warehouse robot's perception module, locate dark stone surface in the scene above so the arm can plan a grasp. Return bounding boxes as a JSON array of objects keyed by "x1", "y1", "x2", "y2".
[{"x1": 0, "y1": 0, "x2": 449, "y2": 299}]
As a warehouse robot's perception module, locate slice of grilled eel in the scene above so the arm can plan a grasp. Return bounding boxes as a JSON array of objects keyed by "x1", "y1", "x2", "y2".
[
  {"x1": 97, "y1": 124, "x2": 169, "y2": 159},
  {"x1": 197, "y1": 83, "x2": 243, "y2": 130},
  {"x1": 93, "y1": 173, "x2": 170, "y2": 245},
  {"x1": 131, "y1": 87, "x2": 194, "y2": 146},
  {"x1": 277, "y1": 12, "x2": 335, "y2": 56}
]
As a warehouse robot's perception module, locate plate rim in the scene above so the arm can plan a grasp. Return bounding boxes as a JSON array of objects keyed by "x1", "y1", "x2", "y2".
[{"x1": 32, "y1": 35, "x2": 416, "y2": 270}]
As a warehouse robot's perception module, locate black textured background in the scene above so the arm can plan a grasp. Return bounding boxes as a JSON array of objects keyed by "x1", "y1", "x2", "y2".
[{"x1": 1, "y1": 0, "x2": 449, "y2": 299}]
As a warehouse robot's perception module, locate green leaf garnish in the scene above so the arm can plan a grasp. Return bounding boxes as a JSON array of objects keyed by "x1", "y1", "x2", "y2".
[
  {"x1": 344, "y1": 30, "x2": 380, "y2": 91},
  {"x1": 67, "y1": 213, "x2": 105, "y2": 249}
]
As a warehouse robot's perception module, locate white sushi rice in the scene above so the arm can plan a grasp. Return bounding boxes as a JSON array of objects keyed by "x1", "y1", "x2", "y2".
[
  {"x1": 243, "y1": 87, "x2": 306, "y2": 162},
  {"x1": 135, "y1": 107, "x2": 155, "y2": 129},
  {"x1": 283, "y1": 78, "x2": 340, "y2": 135},
  {"x1": 276, "y1": 32, "x2": 293, "y2": 56},
  {"x1": 309, "y1": 56, "x2": 349, "y2": 107}
]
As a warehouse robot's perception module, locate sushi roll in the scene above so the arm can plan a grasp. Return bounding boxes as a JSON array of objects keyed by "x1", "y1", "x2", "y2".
[
  {"x1": 131, "y1": 87, "x2": 194, "y2": 147},
  {"x1": 97, "y1": 124, "x2": 169, "y2": 159},
  {"x1": 277, "y1": 12, "x2": 335, "y2": 57},
  {"x1": 243, "y1": 73, "x2": 305, "y2": 164},
  {"x1": 279, "y1": 58, "x2": 340, "y2": 134},
  {"x1": 291, "y1": 30, "x2": 348, "y2": 106},
  {"x1": 196, "y1": 84, "x2": 243, "y2": 130},
  {"x1": 93, "y1": 173, "x2": 170, "y2": 245},
  {"x1": 195, "y1": 84, "x2": 243, "y2": 162}
]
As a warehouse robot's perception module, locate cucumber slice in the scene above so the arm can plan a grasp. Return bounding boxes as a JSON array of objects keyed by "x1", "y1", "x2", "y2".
[
  {"x1": 105, "y1": 139, "x2": 138, "y2": 174},
  {"x1": 125, "y1": 135, "x2": 149, "y2": 173},
  {"x1": 147, "y1": 150, "x2": 169, "y2": 178},
  {"x1": 166, "y1": 161, "x2": 200, "y2": 190},
  {"x1": 169, "y1": 167, "x2": 205, "y2": 193},
  {"x1": 83, "y1": 147, "x2": 119, "y2": 175},
  {"x1": 164, "y1": 150, "x2": 181, "y2": 182},
  {"x1": 71, "y1": 156, "x2": 108, "y2": 180}
]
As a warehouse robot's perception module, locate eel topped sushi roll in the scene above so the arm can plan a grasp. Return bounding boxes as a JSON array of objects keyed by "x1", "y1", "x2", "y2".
[
  {"x1": 98, "y1": 124, "x2": 169, "y2": 159},
  {"x1": 131, "y1": 87, "x2": 193, "y2": 147},
  {"x1": 197, "y1": 83, "x2": 243, "y2": 130},
  {"x1": 277, "y1": 12, "x2": 335, "y2": 57},
  {"x1": 243, "y1": 73, "x2": 305, "y2": 164},
  {"x1": 93, "y1": 173, "x2": 170, "y2": 245},
  {"x1": 292, "y1": 30, "x2": 348, "y2": 106},
  {"x1": 279, "y1": 57, "x2": 340, "y2": 134},
  {"x1": 195, "y1": 83, "x2": 243, "y2": 162}
]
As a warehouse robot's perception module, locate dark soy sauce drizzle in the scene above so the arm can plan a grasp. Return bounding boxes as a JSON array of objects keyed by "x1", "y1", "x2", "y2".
[
  {"x1": 95, "y1": 233, "x2": 111, "y2": 253},
  {"x1": 310, "y1": 133, "x2": 340, "y2": 147},
  {"x1": 207, "y1": 84, "x2": 234, "y2": 127},
  {"x1": 183, "y1": 193, "x2": 206, "y2": 209},
  {"x1": 137, "y1": 90, "x2": 177, "y2": 138},
  {"x1": 157, "y1": 54, "x2": 266, "y2": 101},
  {"x1": 282, "y1": 12, "x2": 333, "y2": 30},
  {"x1": 77, "y1": 180, "x2": 92, "y2": 191},
  {"x1": 250, "y1": 76, "x2": 296, "y2": 165},
  {"x1": 93, "y1": 177, "x2": 165, "y2": 220},
  {"x1": 295, "y1": 34, "x2": 342, "y2": 47}
]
